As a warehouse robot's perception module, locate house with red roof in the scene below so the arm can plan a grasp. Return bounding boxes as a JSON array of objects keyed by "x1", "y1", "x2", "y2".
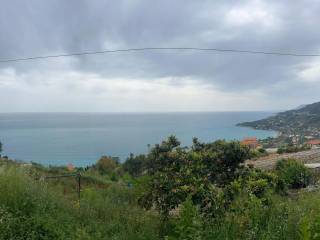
[
  {"x1": 306, "y1": 139, "x2": 320, "y2": 149},
  {"x1": 241, "y1": 137, "x2": 260, "y2": 149}
]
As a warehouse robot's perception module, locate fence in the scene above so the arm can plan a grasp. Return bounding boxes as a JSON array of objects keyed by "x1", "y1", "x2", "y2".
[{"x1": 36, "y1": 172, "x2": 82, "y2": 200}]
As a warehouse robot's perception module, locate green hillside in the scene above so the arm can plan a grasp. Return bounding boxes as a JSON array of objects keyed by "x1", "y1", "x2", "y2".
[{"x1": 238, "y1": 101, "x2": 320, "y2": 137}]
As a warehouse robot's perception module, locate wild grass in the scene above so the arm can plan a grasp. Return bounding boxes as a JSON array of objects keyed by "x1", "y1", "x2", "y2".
[{"x1": 0, "y1": 165, "x2": 159, "y2": 240}]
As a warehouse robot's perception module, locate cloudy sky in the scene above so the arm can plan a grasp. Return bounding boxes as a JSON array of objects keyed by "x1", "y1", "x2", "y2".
[{"x1": 0, "y1": 0, "x2": 320, "y2": 112}]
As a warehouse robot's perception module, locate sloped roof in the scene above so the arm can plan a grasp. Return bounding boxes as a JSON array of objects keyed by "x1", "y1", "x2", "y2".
[
  {"x1": 241, "y1": 137, "x2": 258, "y2": 145},
  {"x1": 307, "y1": 139, "x2": 320, "y2": 145}
]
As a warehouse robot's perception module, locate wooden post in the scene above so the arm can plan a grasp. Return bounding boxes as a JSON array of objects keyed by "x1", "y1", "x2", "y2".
[{"x1": 77, "y1": 172, "x2": 81, "y2": 201}]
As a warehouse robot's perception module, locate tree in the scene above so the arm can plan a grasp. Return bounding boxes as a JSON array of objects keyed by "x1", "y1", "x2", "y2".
[
  {"x1": 191, "y1": 138, "x2": 251, "y2": 186},
  {"x1": 0, "y1": 141, "x2": 2, "y2": 157},
  {"x1": 139, "y1": 136, "x2": 250, "y2": 219},
  {"x1": 123, "y1": 153, "x2": 148, "y2": 177},
  {"x1": 95, "y1": 156, "x2": 119, "y2": 175}
]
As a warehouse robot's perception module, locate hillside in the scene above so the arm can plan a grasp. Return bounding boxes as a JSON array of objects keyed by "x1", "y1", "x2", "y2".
[{"x1": 238, "y1": 101, "x2": 320, "y2": 137}]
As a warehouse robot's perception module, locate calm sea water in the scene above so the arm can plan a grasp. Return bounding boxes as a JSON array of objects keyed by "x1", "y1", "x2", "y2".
[{"x1": 0, "y1": 112, "x2": 276, "y2": 166}]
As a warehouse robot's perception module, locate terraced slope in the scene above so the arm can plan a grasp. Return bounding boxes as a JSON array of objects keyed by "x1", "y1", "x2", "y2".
[{"x1": 246, "y1": 149, "x2": 320, "y2": 170}]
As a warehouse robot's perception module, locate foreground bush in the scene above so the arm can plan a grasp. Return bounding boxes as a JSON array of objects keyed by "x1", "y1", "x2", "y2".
[
  {"x1": 139, "y1": 137, "x2": 250, "y2": 219},
  {"x1": 276, "y1": 159, "x2": 311, "y2": 189},
  {"x1": 168, "y1": 196, "x2": 203, "y2": 240}
]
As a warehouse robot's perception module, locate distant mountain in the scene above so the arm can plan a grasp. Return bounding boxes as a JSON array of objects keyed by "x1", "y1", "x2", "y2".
[
  {"x1": 294, "y1": 104, "x2": 307, "y2": 110},
  {"x1": 237, "y1": 101, "x2": 320, "y2": 135}
]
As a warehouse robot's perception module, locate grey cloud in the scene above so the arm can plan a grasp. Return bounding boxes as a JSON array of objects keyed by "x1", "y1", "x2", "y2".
[{"x1": 1, "y1": 0, "x2": 320, "y2": 110}]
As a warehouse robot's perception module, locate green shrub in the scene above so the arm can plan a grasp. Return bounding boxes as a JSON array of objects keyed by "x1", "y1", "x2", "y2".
[
  {"x1": 249, "y1": 148, "x2": 268, "y2": 158},
  {"x1": 276, "y1": 159, "x2": 311, "y2": 189},
  {"x1": 226, "y1": 168, "x2": 282, "y2": 203},
  {"x1": 140, "y1": 137, "x2": 250, "y2": 219},
  {"x1": 168, "y1": 196, "x2": 203, "y2": 240},
  {"x1": 258, "y1": 148, "x2": 267, "y2": 154}
]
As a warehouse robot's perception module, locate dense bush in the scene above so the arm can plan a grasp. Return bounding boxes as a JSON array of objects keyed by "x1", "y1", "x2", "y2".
[
  {"x1": 226, "y1": 168, "x2": 282, "y2": 202},
  {"x1": 276, "y1": 159, "x2": 311, "y2": 189},
  {"x1": 139, "y1": 136, "x2": 250, "y2": 219}
]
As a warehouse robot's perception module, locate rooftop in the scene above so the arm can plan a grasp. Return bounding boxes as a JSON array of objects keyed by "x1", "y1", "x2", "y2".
[{"x1": 307, "y1": 140, "x2": 320, "y2": 145}]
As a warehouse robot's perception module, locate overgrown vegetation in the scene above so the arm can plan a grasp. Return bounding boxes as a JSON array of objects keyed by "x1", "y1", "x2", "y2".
[
  {"x1": 277, "y1": 144, "x2": 311, "y2": 154},
  {"x1": 1, "y1": 136, "x2": 320, "y2": 239},
  {"x1": 0, "y1": 164, "x2": 159, "y2": 240},
  {"x1": 276, "y1": 159, "x2": 312, "y2": 189}
]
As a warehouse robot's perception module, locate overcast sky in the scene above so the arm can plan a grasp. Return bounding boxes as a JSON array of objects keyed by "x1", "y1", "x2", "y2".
[{"x1": 0, "y1": 0, "x2": 320, "y2": 112}]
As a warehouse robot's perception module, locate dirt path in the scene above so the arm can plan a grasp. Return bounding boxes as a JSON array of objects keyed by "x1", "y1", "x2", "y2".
[{"x1": 245, "y1": 149, "x2": 320, "y2": 170}]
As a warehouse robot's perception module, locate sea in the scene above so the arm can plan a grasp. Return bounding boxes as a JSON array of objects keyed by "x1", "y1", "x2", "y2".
[{"x1": 0, "y1": 112, "x2": 277, "y2": 166}]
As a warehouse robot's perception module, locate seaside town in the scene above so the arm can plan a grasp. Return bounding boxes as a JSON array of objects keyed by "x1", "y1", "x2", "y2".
[{"x1": 238, "y1": 101, "x2": 320, "y2": 151}]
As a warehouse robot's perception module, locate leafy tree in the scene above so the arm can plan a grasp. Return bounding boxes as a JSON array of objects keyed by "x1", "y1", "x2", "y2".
[
  {"x1": 191, "y1": 138, "x2": 251, "y2": 186},
  {"x1": 95, "y1": 156, "x2": 119, "y2": 175},
  {"x1": 0, "y1": 141, "x2": 2, "y2": 157},
  {"x1": 139, "y1": 136, "x2": 250, "y2": 219},
  {"x1": 139, "y1": 136, "x2": 189, "y2": 217},
  {"x1": 123, "y1": 153, "x2": 148, "y2": 177}
]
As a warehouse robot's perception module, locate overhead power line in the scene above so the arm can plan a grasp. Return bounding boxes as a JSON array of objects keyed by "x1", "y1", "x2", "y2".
[{"x1": 1, "y1": 47, "x2": 320, "y2": 63}]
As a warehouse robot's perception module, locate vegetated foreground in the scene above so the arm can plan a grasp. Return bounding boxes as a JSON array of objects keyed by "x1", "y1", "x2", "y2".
[{"x1": 1, "y1": 136, "x2": 320, "y2": 239}]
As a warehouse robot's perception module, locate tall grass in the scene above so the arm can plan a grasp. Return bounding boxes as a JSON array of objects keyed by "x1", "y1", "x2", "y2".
[
  {"x1": 196, "y1": 191, "x2": 320, "y2": 240},
  {"x1": 0, "y1": 166, "x2": 159, "y2": 239},
  {"x1": 0, "y1": 166, "x2": 76, "y2": 239}
]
